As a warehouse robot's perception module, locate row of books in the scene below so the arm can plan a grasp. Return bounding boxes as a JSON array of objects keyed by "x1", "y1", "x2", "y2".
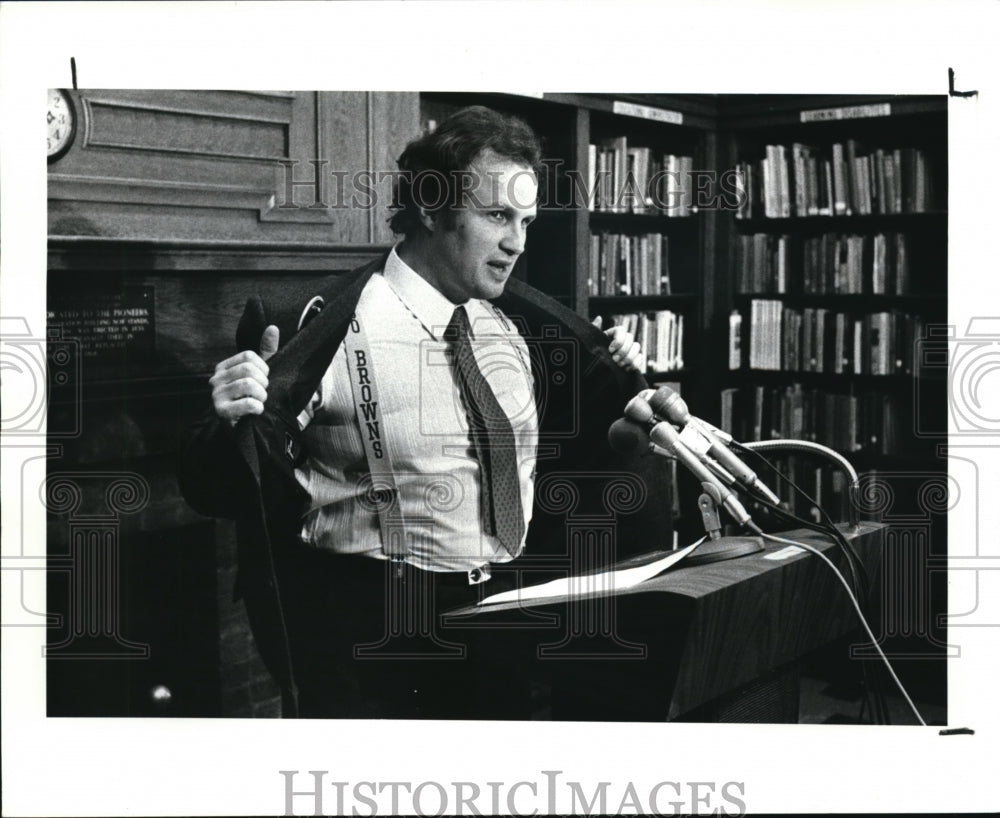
[
  {"x1": 610, "y1": 310, "x2": 685, "y2": 373},
  {"x1": 720, "y1": 383, "x2": 901, "y2": 455},
  {"x1": 588, "y1": 232, "x2": 671, "y2": 296},
  {"x1": 734, "y1": 234, "x2": 792, "y2": 294},
  {"x1": 588, "y1": 138, "x2": 695, "y2": 215},
  {"x1": 744, "y1": 300, "x2": 924, "y2": 374},
  {"x1": 803, "y1": 231, "x2": 910, "y2": 295},
  {"x1": 735, "y1": 231, "x2": 912, "y2": 295},
  {"x1": 733, "y1": 141, "x2": 935, "y2": 219}
]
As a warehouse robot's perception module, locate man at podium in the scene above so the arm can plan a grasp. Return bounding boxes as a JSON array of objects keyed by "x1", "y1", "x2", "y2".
[{"x1": 179, "y1": 105, "x2": 672, "y2": 718}]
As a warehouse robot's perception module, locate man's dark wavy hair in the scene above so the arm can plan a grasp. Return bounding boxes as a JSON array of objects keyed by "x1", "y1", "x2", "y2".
[{"x1": 389, "y1": 105, "x2": 543, "y2": 239}]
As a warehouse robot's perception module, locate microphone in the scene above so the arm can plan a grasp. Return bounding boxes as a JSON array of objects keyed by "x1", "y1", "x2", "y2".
[
  {"x1": 625, "y1": 393, "x2": 740, "y2": 488},
  {"x1": 607, "y1": 417, "x2": 669, "y2": 457},
  {"x1": 648, "y1": 385, "x2": 732, "y2": 442},
  {"x1": 623, "y1": 393, "x2": 657, "y2": 426},
  {"x1": 649, "y1": 385, "x2": 780, "y2": 504},
  {"x1": 649, "y1": 422, "x2": 759, "y2": 531}
]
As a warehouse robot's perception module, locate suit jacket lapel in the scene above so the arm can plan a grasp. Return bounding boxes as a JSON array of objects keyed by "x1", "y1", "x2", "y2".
[
  {"x1": 266, "y1": 254, "x2": 386, "y2": 419},
  {"x1": 496, "y1": 276, "x2": 610, "y2": 363},
  {"x1": 230, "y1": 253, "x2": 386, "y2": 488}
]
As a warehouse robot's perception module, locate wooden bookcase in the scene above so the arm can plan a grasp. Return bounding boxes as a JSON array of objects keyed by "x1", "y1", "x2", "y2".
[
  {"x1": 714, "y1": 96, "x2": 950, "y2": 699},
  {"x1": 715, "y1": 95, "x2": 948, "y2": 519}
]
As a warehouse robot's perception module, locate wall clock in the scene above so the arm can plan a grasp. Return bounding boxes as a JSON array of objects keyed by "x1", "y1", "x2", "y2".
[{"x1": 47, "y1": 88, "x2": 77, "y2": 163}]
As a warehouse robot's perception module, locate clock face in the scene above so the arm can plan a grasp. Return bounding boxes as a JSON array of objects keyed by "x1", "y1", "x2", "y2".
[{"x1": 47, "y1": 89, "x2": 76, "y2": 161}]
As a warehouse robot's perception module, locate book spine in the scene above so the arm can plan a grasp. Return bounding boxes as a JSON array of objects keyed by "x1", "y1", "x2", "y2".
[
  {"x1": 832, "y1": 142, "x2": 848, "y2": 215},
  {"x1": 587, "y1": 144, "x2": 597, "y2": 211},
  {"x1": 729, "y1": 310, "x2": 742, "y2": 370}
]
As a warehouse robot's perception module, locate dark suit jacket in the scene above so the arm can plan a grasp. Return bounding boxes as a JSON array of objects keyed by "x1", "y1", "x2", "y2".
[{"x1": 178, "y1": 254, "x2": 673, "y2": 716}]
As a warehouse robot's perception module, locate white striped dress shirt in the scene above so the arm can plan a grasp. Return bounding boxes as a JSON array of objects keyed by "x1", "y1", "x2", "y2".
[{"x1": 295, "y1": 247, "x2": 538, "y2": 571}]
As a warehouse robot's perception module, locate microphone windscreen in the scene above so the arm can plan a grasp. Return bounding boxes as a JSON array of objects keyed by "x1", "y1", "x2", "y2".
[
  {"x1": 608, "y1": 418, "x2": 650, "y2": 455},
  {"x1": 650, "y1": 385, "x2": 688, "y2": 425},
  {"x1": 624, "y1": 394, "x2": 655, "y2": 424},
  {"x1": 648, "y1": 421, "x2": 681, "y2": 454}
]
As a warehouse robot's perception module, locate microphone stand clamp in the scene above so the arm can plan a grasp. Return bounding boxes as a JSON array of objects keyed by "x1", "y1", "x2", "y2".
[{"x1": 686, "y1": 484, "x2": 765, "y2": 567}]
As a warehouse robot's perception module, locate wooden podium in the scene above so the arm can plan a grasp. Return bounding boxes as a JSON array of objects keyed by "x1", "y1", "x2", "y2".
[{"x1": 444, "y1": 522, "x2": 886, "y2": 722}]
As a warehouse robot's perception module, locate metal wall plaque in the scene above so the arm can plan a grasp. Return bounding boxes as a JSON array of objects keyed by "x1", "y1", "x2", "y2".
[{"x1": 48, "y1": 285, "x2": 156, "y2": 362}]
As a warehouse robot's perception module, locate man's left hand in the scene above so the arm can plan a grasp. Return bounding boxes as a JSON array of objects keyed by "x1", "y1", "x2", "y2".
[{"x1": 592, "y1": 316, "x2": 642, "y2": 372}]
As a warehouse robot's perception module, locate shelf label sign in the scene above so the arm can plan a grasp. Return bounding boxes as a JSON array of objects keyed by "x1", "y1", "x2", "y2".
[
  {"x1": 800, "y1": 102, "x2": 892, "y2": 123},
  {"x1": 613, "y1": 100, "x2": 684, "y2": 125}
]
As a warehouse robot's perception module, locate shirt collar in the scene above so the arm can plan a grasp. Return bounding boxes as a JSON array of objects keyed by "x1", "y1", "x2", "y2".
[{"x1": 383, "y1": 245, "x2": 479, "y2": 340}]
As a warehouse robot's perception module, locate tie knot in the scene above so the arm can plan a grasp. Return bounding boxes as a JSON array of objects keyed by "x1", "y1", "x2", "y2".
[{"x1": 445, "y1": 305, "x2": 471, "y2": 341}]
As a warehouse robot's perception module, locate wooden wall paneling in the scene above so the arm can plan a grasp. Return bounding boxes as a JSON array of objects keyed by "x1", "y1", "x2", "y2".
[
  {"x1": 49, "y1": 90, "x2": 420, "y2": 245},
  {"x1": 316, "y1": 91, "x2": 369, "y2": 243},
  {"x1": 257, "y1": 92, "x2": 337, "y2": 228},
  {"x1": 55, "y1": 91, "x2": 294, "y2": 187},
  {"x1": 50, "y1": 90, "x2": 295, "y2": 240},
  {"x1": 255, "y1": 91, "x2": 420, "y2": 242},
  {"x1": 84, "y1": 99, "x2": 288, "y2": 160},
  {"x1": 47, "y1": 238, "x2": 384, "y2": 272},
  {"x1": 370, "y1": 92, "x2": 422, "y2": 244}
]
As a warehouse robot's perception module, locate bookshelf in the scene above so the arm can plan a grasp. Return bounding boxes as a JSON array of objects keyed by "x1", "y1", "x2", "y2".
[
  {"x1": 706, "y1": 96, "x2": 951, "y2": 701},
  {"x1": 715, "y1": 97, "x2": 949, "y2": 700},
  {"x1": 716, "y1": 96, "x2": 947, "y2": 519},
  {"x1": 584, "y1": 101, "x2": 710, "y2": 383}
]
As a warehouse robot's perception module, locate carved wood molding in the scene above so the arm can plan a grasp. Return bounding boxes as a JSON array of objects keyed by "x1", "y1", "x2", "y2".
[
  {"x1": 81, "y1": 97, "x2": 292, "y2": 162},
  {"x1": 49, "y1": 173, "x2": 273, "y2": 210},
  {"x1": 48, "y1": 236, "x2": 392, "y2": 273}
]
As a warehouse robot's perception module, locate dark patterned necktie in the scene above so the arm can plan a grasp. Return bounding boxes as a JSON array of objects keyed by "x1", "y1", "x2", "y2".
[{"x1": 444, "y1": 306, "x2": 524, "y2": 556}]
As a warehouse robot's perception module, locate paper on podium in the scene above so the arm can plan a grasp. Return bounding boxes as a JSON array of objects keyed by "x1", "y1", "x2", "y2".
[{"x1": 478, "y1": 543, "x2": 699, "y2": 606}]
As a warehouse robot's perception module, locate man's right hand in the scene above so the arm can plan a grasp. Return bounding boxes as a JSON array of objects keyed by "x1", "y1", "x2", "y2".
[{"x1": 210, "y1": 325, "x2": 280, "y2": 424}]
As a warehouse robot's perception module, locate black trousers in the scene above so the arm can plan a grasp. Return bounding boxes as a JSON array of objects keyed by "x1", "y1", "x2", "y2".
[{"x1": 275, "y1": 543, "x2": 530, "y2": 719}]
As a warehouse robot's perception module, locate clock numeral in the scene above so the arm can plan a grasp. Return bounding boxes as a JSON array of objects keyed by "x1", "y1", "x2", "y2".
[{"x1": 47, "y1": 91, "x2": 74, "y2": 158}]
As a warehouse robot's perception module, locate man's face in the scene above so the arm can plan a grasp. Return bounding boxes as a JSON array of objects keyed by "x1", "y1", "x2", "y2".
[{"x1": 422, "y1": 150, "x2": 539, "y2": 304}]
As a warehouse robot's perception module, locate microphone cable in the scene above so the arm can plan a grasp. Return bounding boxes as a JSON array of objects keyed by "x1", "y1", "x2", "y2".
[
  {"x1": 745, "y1": 495, "x2": 891, "y2": 725},
  {"x1": 762, "y1": 531, "x2": 926, "y2": 727},
  {"x1": 731, "y1": 443, "x2": 891, "y2": 724},
  {"x1": 732, "y1": 441, "x2": 871, "y2": 606}
]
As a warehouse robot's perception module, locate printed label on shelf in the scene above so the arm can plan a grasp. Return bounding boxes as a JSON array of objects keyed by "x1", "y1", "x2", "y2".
[
  {"x1": 800, "y1": 103, "x2": 892, "y2": 123},
  {"x1": 764, "y1": 545, "x2": 806, "y2": 561},
  {"x1": 613, "y1": 100, "x2": 684, "y2": 125}
]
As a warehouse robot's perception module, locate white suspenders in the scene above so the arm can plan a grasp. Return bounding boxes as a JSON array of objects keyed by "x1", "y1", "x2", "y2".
[{"x1": 341, "y1": 314, "x2": 408, "y2": 560}]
